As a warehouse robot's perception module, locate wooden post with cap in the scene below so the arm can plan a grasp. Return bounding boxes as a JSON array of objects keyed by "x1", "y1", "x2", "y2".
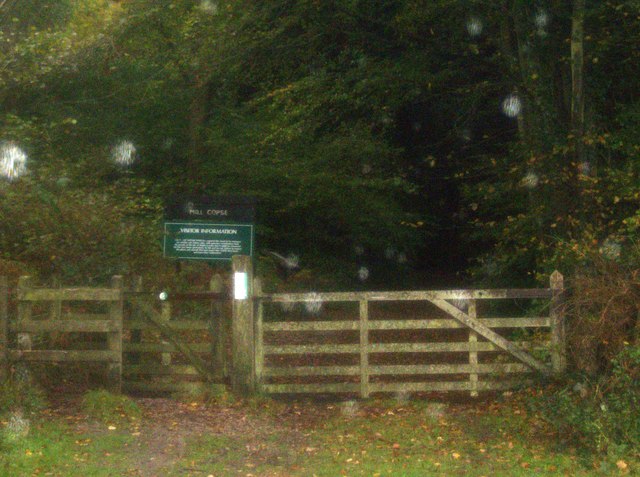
[
  {"x1": 231, "y1": 255, "x2": 256, "y2": 396},
  {"x1": 550, "y1": 270, "x2": 566, "y2": 373}
]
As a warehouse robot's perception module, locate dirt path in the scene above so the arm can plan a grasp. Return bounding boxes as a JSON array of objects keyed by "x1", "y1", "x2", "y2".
[
  {"x1": 46, "y1": 395, "x2": 312, "y2": 477},
  {"x1": 132, "y1": 398, "x2": 305, "y2": 476}
]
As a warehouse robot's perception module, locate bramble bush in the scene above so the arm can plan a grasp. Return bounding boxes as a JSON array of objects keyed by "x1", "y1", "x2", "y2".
[{"x1": 529, "y1": 345, "x2": 640, "y2": 458}]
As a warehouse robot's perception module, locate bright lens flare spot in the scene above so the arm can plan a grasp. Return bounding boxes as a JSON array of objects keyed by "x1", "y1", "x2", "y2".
[
  {"x1": 600, "y1": 239, "x2": 621, "y2": 260},
  {"x1": 0, "y1": 141, "x2": 27, "y2": 180},
  {"x1": 521, "y1": 171, "x2": 539, "y2": 189},
  {"x1": 466, "y1": 17, "x2": 483, "y2": 37},
  {"x1": 502, "y1": 94, "x2": 522, "y2": 118},
  {"x1": 304, "y1": 292, "x2": 323, "y2": 314},
  {"x1": 384, "y1": 247, "x2": 397, "y2": 260},
  {"x1": 340, "y1": 400, "x2": 359, "y2": 418},
  {"x1": 534, "y1": 10, "x2": 549, "y2": 29},
  {"x1": 111, "y1": 140, "x2": 137, "y2": 167},
  {"x1": 284, "y1": 253, "x2": 299, "y2": 270},
  {"x1": 200, "y1": 0, "x2": 219, "y2": 14}
]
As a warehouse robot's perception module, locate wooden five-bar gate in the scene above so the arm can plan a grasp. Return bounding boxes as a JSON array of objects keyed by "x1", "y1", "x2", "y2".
[
  {"x1": 254, "y1": 271, "x2": 565, "y2": 398},
  {"x1": 0, "y1": 258, "x2": 566, "y2": 398}
]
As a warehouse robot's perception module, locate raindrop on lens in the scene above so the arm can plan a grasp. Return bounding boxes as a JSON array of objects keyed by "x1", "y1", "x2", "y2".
[
  {"x1": 340, "y1": 400, "x2": 359, "y2": 418},
  {"x1": 466, "y1": 17, "x2": 483, "y2": 38},
  {"x1": 6, "y1": 411, "x2": 30, "y2": 440},
  {"x1": 357, "y1": 267, "x2": 370, "y2": 282},
  {"x1": 0, "y1": 141, "x2": 28, "y2": 180},
  {"x1": 56, "y1": 176, "x2": 71, "y2": 188},
  {"x1": 384, "y1": 247, "x2": 397, "y2": 260},
  {"x1": 284, "y1": 253, "x2": 299, "y2": 270},
  {"x1": 112, "y1": 140, "x2": 136, "y2": 167},
  {"x1": 200, "y1": 0, "x2": 219, "y2": 14},
  {"x1": 600, "y1": 238, "x2": 621, "y2": 260},
  {"x1": 502, "y1": 94, "x2": 522, "y2": 118},
  {"x1": 394, "y1": 390, "x2": 411, "y2": 404},
  {"x1": 451, "y1": 298, "x2": 469, "y2": 312},
  {"x1": 161, "y1": 137, "x2": 174, "y2": 151},
  {"x1": 534, "y1": 10, "x2": 549, "y2": 29},
  {"x1": 305, "y1": 292, "x2": 323, "y2": 314},
  {"x1": 579, "y1": 161, "x2": 591, "y2": 176},
  {"x1": 521, "y1": 171, "x2": 539, "y2": 189}
]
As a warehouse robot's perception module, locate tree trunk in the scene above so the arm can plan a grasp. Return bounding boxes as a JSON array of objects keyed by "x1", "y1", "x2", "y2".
[
  {"x1": 188, "y1": 75, "x2": 209, "y2": 186},
  {"x1": 571, "y1": 0, "x2": 586, "y2": 166}
]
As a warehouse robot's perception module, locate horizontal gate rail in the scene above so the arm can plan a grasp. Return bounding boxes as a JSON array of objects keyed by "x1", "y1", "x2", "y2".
[{"x1": 262, "y1": 288, "x2": 553, "y2": 303}]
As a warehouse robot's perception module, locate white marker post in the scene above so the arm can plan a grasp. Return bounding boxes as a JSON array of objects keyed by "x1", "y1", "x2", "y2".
[{"x1": 231, "y1": 255, "x2": 255, "y2": 396}]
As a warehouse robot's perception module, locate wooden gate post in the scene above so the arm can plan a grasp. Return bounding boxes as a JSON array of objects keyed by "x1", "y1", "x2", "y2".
[
  {"x1": 231, "y1": 255, "x2": 255, "y2": 396},
  {"x1": 0, "y1": 276, "x2": 8, "y2": 380},
  {"x1": 254, "y1": 277, "x2": 264, "y2": 393},
  {"x1": 107, "y1": 276, "x2": 124, "y2": 393},
  {"x1": 359, "y1": 299, "x2": 370, "y2": 399},
  {"x1": 468, "y1": 299, "x2": 479, "y2": 397},
  {"x1": 17, "y1": 276, "x2": 33, "y2": 352},
  {"x1": 209, "y1": 273, "x2": 227, "y2": 380},
  {"x1": 550, "y1": 271, "x2": 566, "y2": 373}
]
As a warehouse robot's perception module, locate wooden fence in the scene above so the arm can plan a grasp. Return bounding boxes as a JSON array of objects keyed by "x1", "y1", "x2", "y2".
[
  {"x1": 254, "y1": 271, "x2": 565, "y2": 397},
  {"x1": 2, "y1": 276, "x2": 124, "y2": 391},
  {"x1": 0, "y1": 275, "x2": 230, "y2": 395},
  {"x1": 0, "y1": 264, "x2": 566, "y2": 399}
]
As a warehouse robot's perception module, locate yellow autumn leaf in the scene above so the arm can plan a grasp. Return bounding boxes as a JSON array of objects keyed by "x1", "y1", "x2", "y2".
[{"x1": 616, "y1": 460, "x2": 628, "y2": 470}]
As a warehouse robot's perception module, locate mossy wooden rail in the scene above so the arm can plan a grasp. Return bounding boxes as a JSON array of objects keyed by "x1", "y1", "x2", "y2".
[
  {"x1": 255, "y1": 271, "x2": 565, "y2": 398},
  {"x1": 1, "y1": 274, "x2": 230, "y2": 396},
  {"x1": 4, "y1": 276, "x2": 124, "y2": 392}
]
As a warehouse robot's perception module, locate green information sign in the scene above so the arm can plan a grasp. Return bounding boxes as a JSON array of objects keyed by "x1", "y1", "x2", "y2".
[{"x1": 163, "y1": 222, "x2": 254, "y2": 261}]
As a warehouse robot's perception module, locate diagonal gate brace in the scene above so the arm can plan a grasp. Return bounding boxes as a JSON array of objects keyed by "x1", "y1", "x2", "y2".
[
  {"x1": 130, "y1": 299, "x2": 217, "y2": 383},
  {"x1": 430, "y1": 298, "x2": 551, "y2": 375}
]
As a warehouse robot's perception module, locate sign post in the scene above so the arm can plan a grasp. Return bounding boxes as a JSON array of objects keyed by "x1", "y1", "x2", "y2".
[{"x1": 163, "y1": 196, "x2": 257, "y2": 397}]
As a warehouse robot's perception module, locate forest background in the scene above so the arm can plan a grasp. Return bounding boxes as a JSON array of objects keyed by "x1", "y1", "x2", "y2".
[
  {"x1": 1, "y1": 0, "x2": 639, "y2": 290},
  {"x1": 2, "y1": 0, "x2": 640, "y2": 458}
]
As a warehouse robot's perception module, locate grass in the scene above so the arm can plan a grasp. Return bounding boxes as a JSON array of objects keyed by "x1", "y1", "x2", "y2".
[
  {"x1": 81, "y1": 389, "x2": 141, "y2": 426},
  {"x1": 0, "y1": 421, "x2": 135, "y2": 477},
  {"x1": 1, "y1": 391, "x2": 636, "y2": 476}
]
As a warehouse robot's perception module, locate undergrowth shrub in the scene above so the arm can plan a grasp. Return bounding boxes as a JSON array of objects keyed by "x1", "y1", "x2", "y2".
[
  {"x1": 0, "y1": 376, "x2": 47, "y2": 417},
  {"x1": 566, "y1": 258, "x2": 639, "y2": 375},
  {"x1": 529, "y1": 255, "x2": 639, "y2": 459},
  {"x1": 529, "y1": 345, "x2": 640, "y2": 458},
  {"x1": 81, "y1": 389, "x2": 141, "y2": 426}
]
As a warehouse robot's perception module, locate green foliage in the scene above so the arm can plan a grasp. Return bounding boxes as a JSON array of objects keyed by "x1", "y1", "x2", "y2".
[
  {"x1": 0, "y1": 173, "x2": 168, "y2": 283},
  {"x1": 1, "y1": 0, "x2": 640, "y2": 292},
  {"x1": 0, "y1": 376, "x2": 47, "y2": 417},
  {"x1": 529, "y1": 346, "x2": 640, "y2": 458},
  {"x1": 81, "y1": 389, "x2": 141, "y2": 426}
]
